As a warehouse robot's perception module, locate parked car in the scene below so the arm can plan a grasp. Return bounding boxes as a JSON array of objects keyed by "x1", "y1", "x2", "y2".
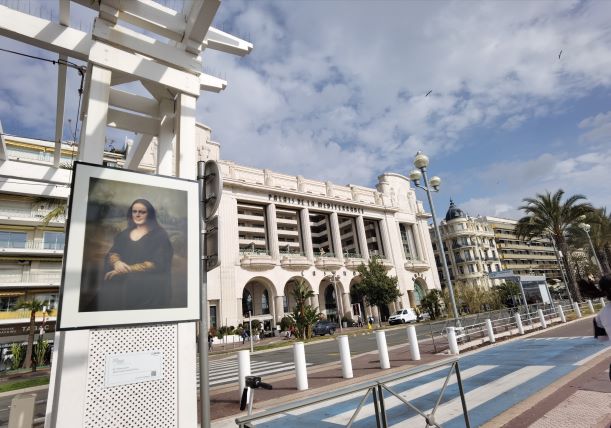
[
  {"x1": 388, "y1": 308, "x2": 418, "y2": 325},
  {"x1": 312, "y1": 320, "x2": 338, "y2": 336}
]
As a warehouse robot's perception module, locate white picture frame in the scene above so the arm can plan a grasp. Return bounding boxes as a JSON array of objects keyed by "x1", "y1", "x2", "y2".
[{"x1": 58, "y1": 162, "x2": 200, "y2": 329}]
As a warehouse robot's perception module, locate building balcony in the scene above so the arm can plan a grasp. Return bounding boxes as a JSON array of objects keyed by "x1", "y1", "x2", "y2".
[
  {"x1": 404, "y1": 258, "x2": 430, "y2": 272},
  {"x1": 314, "y1": 252, "x2": 343, "y2": 271},
  {"x1": 343, "y1": 252, "x2": 366, "y2": 270},
  {"x1": 239, "y1": 250, "x2": 275, "y2": 271},
  {"x1": 0, "y1": 207, "x2": 66, "y2": 226},
  {"x1": 0, "y1": 241, "x2": 65, "y2": 256},
  {"x1": 0, "y1": 272, "x2": 62, "y2": 285},
  {"x1": 279, "y1": 251, "x2": 312, "y2": 270}
]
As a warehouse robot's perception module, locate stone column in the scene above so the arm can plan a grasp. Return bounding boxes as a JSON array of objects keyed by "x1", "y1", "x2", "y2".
[
  {"x1": 342, "y1": 292, "x2": 352, "y2": 319},
  {"x1": 300, "y1": 208, "x2": 314, "y2": 260},
  {"x1": 379, "y1": 216, "x2": 393, "y2": 260},
  {"x1": 275, "y1": 295, "x2": 285, "y2": 322},
  {"x1": 266, "y1": 203, "x2": 280, "y2": 259},
  {"x1": 410, "y1": 224, "x2": 423, "y2": 260},
  {"x1": 312, "y1": 293, "x2": 320, "y2": 311},
  {"x1": 329, "y1": 212, "x2": 344, "y2": 260},
  {"x1": 356, "y1": 216, "x2": 370, "y2": 260}
]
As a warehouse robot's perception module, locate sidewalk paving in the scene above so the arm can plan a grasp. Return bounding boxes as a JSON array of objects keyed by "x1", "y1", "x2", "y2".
[{"x1": 209, "y1": 316, "x2": 610, "y2": 427}]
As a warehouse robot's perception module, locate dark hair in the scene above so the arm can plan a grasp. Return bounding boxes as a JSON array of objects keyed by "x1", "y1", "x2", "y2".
[
  {"x1": 126, "y1": 199, "x2": 160, "y2": 230},
  {"x1": 599, "y1": 275, "x2": 611, "y2": 300}
]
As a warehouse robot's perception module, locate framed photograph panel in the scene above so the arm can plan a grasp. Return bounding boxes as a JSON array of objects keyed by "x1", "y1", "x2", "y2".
[{"x1": 58, "y1": 162, "x2": 200, "y2": 330}]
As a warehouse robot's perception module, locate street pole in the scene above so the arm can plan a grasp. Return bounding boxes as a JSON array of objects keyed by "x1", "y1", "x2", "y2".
[
  {"x1": 249, "y1": 311, "x2": 253, "y2": 353},
  {"x1": 332, "y1": 272, "x2": 343, "y2": 332},
  {"x1": 584, "y1": 229, "x2": 603, "y2": 275},
  {"x1": 420, "y1": 168, "x2": 460, "y2": 322}
]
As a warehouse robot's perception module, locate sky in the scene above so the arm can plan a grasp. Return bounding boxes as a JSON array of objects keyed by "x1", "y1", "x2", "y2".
[{"x1": 1, "y1": 0, "x2": 611, "y2": 220}]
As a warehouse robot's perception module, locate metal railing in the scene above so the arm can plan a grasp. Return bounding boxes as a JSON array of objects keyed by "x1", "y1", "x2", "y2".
[
  {"x1": 343, "y1": 251, "x2": 363, "y2": 259},
  {"x1": 0, "y1": 241, "x2": 64, "y2": 250},
  {"x1": 314, "y1": 251, "x2": 336, "y2": 258},
  {"x1": 240, "y1": 249, "x2": 270, "y2": 256},
  {"x1": 235, "y1": 358, "x2": 470, "y2": 428},
  {"x1": 0, "y1": 272, "x2": 62, "y2": 284},
  {"x1": 279, "y1": 250, "x2": 306, "y2": 257},
  {"x1": 0, "y1": 207, "x2": 66, "y2": 223}
]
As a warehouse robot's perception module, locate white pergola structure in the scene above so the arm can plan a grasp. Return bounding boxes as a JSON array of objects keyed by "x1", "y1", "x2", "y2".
[
  {"x1": 0, "y1": 1, "x2": 251, "y2": 427},
  {"x1": 0, "y1": 0, "x2": 251, "y2": 177}
]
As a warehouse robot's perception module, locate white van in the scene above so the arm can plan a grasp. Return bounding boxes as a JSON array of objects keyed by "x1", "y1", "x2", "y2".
[{"x1": 388, "y1": 308, "x2": 418, "y2": 325}]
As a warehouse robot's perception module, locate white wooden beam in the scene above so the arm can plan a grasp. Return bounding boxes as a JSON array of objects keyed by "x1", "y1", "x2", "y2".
[
  {"x1": 0, "y1": 159, "x2": 72, "y2": 185},
  {"x1": 0, "y1": 5, "x2": 91, "y2": 60},
  {"x1": 110, "y1": 72, "x2": 139, "y2": 86},
  {"x1": 125, "y1": 133, "x2": 154, "y2": 170},
  {"x1": 141, "y1": 81, "x2": 172, "y2": 102},
  {"x1": 0, "y1": 121, "x2": 6, "y2": 161},
  {"x1": 175, "y1": 93, "x2": 197, "y2": 180},
  {"x1": 199, "y1": 73, "x2": 227, "y2": 93},
  {"x1": 107, "y1": 107, "x2": 160, "y2": 135},
  {"x1": 183, "y1": 0, "x2": 220, "y2": 54},
  {"x1": 79, "y1": 65, "x2": 112, "y2": 164},
  {"x1": 88, "y1": 41, "x2": 200, "y2": 96},
  {"x1": 93, "y1": 19, "x2": 202, "y2": 74},
  {"x1": 113, "y1": 0, "x2": 186, "y2": 42},
  {"x1": 54, "y1": 56, "x2": 68, "y2": 167},
  {"x1": 206, "y1": 27, "x2": 253, "y2": 56},
  {"x1": 109, "y1": 88, "x2": 160, "y2": 117},
  {"x1": 157, "y1": 98, "x2": 175, "y2": 175}
]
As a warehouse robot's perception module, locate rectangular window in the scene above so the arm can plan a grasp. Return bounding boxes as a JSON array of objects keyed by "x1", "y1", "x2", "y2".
[
  {"x1": 363, "y1": 219, "x2": 384, "y2": 257},
  {"x1": 0, "y1": 296, "x2": 19, "y2": 311},
  {"x1": 236, "y1": 202, "x2": 268, "y2": 253},
  {"x1": 309, "y1": 212, "x2": 333, "y2": 255},
  {"x1": 338, "y1": 216, "x2": 360, "y2": 257},
  {"x1": 209, "y1": 305, "x2": 217, "y2": 328},
  {"x1": 399, "y1": 223, "x2": 418, "y2": 260},
  {"x1": 43, "y1": 231, "x2": 65, "y2": 250},
  {"x1": 0, "y1": 231, "x2": 27, "y2": 248},
  {"x1": 276, "y1": 208, "x2": 303, "y2": 255}
]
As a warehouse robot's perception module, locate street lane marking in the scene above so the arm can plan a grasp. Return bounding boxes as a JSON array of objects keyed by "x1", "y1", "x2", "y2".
[{"x1": 389, "y1": 365, "x2": 553, "y2": 427}]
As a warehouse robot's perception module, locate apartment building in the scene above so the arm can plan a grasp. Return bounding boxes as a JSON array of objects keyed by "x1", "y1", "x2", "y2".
[
  {"x1": 484, "y1": 216, "x2": 562, "y2": 281},
  {"x1": 430, "y1": 201, "x2": 502, "y2": 289}
]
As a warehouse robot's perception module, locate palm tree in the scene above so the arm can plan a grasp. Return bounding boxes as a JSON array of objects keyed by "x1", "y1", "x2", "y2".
[
  {"x1": 290, "y1": 279, "x2": 319, "y2": 339},
  {"x1": 16, "y1": 298, "x2": 46, "y2": 370},
  {"x1": 516, "y1": 190, "x2": 593, "y2": 302},
  {"x1": 567, "y1": 208, "x2": 611, "y2": 275}
]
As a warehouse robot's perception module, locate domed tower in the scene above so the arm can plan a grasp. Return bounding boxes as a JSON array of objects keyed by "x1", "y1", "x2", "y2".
[{"x1": 445, "y1": 199, "x2": 466, "y2": 222}]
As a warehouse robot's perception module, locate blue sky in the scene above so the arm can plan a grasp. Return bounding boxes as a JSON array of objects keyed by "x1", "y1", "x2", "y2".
[{"x1": 1, "y1": 0, "x2": 610, "y2": 219}]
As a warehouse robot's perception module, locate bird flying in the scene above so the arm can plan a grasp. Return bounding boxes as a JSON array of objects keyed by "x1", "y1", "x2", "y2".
[{"x1": 425, "y1": 90, "x2": 432, "y2": 97}]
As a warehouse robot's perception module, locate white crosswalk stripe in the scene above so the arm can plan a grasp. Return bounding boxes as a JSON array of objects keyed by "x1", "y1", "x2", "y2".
[{"x1": 199, "y1": 358, "x2": 312, "y2": 387}]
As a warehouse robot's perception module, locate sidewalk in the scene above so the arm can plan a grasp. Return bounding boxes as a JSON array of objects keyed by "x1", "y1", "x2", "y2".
[{"x1": 209, "y1": 316, "x2": 610, "y2": 427}]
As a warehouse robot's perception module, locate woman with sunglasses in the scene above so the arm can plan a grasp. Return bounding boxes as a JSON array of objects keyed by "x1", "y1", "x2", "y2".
[{"x1": 101, "y1": 198, "x2": 173, "y2": 310}]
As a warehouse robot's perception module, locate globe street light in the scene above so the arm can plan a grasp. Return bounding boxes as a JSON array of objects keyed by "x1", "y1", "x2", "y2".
[
  {"x1": 578, "y1": 222, "x2": 603, "y2": 275},
  {"x1": 409, "y1": 151, "x2": 460, "y2": 322}
]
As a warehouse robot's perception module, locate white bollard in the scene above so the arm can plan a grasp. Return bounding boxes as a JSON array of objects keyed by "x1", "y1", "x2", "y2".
[
  {"x1": 485, "y1": 319, "x2": 495, "y2": 343},
  {"x1": 601, "y1": 297, "x2": 606, "y2": 307},
  {"x1": 558, "y1": 305, "x2": 566, "y2": 323},
  {"x1": 538, "y1": 309, "x2": 547, "y2": 329},
  {"x1": 293, "y1": 342, "x2": 308, "y2": 390},
  {"x1": 237, "y1": 350, "x2": 251, "y2": 399},
  {"x1": 375, "y1": 330, "x2": 390, "y2": 369},
  {"x1": 515, "y1": 313, "x2": 524, "y2": 335},
  {"x1": 573, "y1": 302, "x2": 582, "y2": 318},
  {"x1": 407, "y1": 325, "x2": 420, "y2": 361},
  {"x1": 447, "y1": 327, "x2": 459, "y2": 355},
  {"x1": 337, "y1": 335, "x2": 353, "y2": 379},
  {"x1": 587, "y1": 299, "x2": 594, "y2": 314}
]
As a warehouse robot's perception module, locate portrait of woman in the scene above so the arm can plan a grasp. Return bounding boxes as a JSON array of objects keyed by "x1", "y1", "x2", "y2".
[{"x1": 98, "y1": 199, "x2": 174, "y2": 311}]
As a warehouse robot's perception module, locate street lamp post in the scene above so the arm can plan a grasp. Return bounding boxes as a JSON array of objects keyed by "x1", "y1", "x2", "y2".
[
  {"x1": 327, "y1": 271, "x2": 343, "y2": 332},
  {"x1": 578, "y1": 223, "x2": 603, "y2": 276},
  {"x1": 409, "y1": 151, "x2": 460, "y2": 322}
]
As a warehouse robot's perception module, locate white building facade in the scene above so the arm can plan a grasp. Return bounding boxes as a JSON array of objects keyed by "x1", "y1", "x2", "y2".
[{"x1": 206, "y1": 151, "x2": 442, "y2": 331}]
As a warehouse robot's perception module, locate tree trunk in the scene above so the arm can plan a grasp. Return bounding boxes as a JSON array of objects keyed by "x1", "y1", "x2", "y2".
[
  {"x1": 598, "y1": 249, "x2": 611, "y2": 275},
  {"x1": 558, "y1": 238, "x2": 582, "y2": 301},
  {"x1": 24, "y1": 311, "x2": 35, "y2": 369}
]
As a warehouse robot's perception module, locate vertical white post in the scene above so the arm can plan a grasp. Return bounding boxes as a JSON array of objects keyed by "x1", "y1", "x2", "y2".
[
  {"x1": 485, "y1": 319, "x2": 495, "y2": 343},
  {"x1": 587, "y1": 299, "x2": 595, "y2": 314},
  {"x1": 558, "y1": 305, "x2": 566, "y2": 323},
  {"x1": 375, "y1": 330, "x2": 390, "y2": 369},
  {"x1": 447, "y1": 327, "x2": 459, "y2": 355},
  {"x1": 538, "y1": 309, "x2": 547, "y2": 329},
  {"x1": 600, "y1": 297, "x2": 606, "y2": 307},
  {"x1": 515, "y1": 313, "x2": 524, "y2": 335},
  {"x1": 237, "y1": 350, "x2": 251, "y2": 399},
  {"x1": 407, "y1": 325, "x2": 420, "y2": 361},
  {"x1": 293, "y1": 342, "x2": 308, "y2": 390},
  {"x1": 337, "y1": 335, "x2": 353, "y2": 379},
  {"x1": 573, "y1": 302, "x2": 582, "y2": 318}
]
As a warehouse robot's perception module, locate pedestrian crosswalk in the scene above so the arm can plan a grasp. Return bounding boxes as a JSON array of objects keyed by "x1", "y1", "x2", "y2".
[
  {"x1": 211, "y1": 336, "x2": 607, "y2": 428},
  {"x1": 199, "y1": 358, "x2": 313, "y2": 387}
]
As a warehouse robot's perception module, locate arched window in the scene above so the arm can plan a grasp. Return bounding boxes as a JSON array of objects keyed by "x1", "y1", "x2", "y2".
[
  {"x1": 414, "y1": 282, "x2": 426, "y2": 306},
  {"x1": 242, "y1": 289, "x2": 253, "y2": 316},
  {"x1": 262, "y1": 289, "x2": 270, "y2": 314}
]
